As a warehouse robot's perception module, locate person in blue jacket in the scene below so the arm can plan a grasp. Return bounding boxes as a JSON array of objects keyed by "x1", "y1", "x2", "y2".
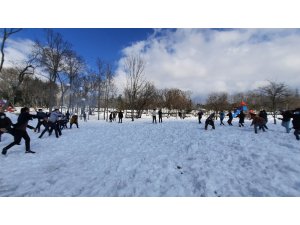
[{"x1": 219, "y1": 111, "x2": 225, "y2": 125}]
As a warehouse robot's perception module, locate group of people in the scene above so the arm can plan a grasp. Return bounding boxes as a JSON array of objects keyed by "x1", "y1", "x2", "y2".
[
  {"x1": 0, "y1": 107, "x2": 80, "y2": 156},
  {"x1": 199, "y1": 108, "x2": 300, "y2": 140},
  {"x1": 108, "y1": 111, "x2": 123, "y2": 123},
  {"x1": 151, "y1": 109, "x2": 163, "y2": 124}
]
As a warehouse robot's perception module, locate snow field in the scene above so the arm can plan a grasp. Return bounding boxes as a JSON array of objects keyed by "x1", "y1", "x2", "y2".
[{"x1": 0, "y1": 114, "x2": 299, "y2": 196}]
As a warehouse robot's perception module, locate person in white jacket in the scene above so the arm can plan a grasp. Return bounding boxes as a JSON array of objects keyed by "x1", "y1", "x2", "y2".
[{"x1": 152, "y1": 109, "x2": 157, "y2": 124}]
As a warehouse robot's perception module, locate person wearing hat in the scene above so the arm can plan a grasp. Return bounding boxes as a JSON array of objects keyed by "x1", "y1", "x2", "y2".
[{"x1": 2, "y1": 107, "x2": 37, "y2": 155}]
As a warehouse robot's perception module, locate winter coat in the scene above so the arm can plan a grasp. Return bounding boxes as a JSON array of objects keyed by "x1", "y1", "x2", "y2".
[
  {"x1": 152, "y1": 110, "x2": 157, "y2": 117},
  {"x1": 0, "y1": 113, "x2": 13, "y2": 133},
  {"x1": 36, "y1": 111, "x2": 47, "y2": 121},
  {"x1": 292, "y1": 113, "x2": 300, "y2": 129},
  {"x1": 198, "y1": 111, "x2": 203, "y2": 117},
  {"x1": 227, "y1": 112, "x2": 233, "y2": 119},
  {"x1": 237, "y1": 112, "x2": 245, "y2": 123},
  {"x1": 251, "y1": 116, "x2": 266, "y2": 127},
  {"x1": 158, "y1": 110, "x2": 163, "y2": 117},
  {"x1": 259, "y1": 111, "x2": 268, "y2": 122},
  {"x1": 70, "y1": 115, "x2": 78, "y2": 124},
  {"x1": 118, "y1": 111, "x2": 123, "y2": 119},
  {"x1": 219, "y1": 112, "x2": 225, "y2": 120},
  {"x1": 207, "y1": 113, "x2": 215, "y2": 121},
  {"x1": 279, "y1": 111, "x2": 293, "y2": 122},
  {"x1": 14, "y1": 112, "x2": 37, "y2": 131},
  {"x1": 49, "y1": 111, "x2": 61, "y2": 123}
]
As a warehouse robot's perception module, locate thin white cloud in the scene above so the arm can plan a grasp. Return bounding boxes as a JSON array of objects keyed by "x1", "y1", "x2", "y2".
[
  {"x1": 115, "y1": 29, "x2": 300, "y2": 99},
  {"x1": 3, "y1": 38, "x2": 35, "y2": 67},
  {"x1": 2, "y1": 38, "x2": 49, "y2": 81}
]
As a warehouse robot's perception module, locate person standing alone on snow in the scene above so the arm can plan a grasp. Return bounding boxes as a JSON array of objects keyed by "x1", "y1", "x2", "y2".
[
  {"x1": 2, "y1": 107, "x2": 37, "y2": 155},
  {"x1": 198, "y1": 110, "x2": 203, "y2": 124}
]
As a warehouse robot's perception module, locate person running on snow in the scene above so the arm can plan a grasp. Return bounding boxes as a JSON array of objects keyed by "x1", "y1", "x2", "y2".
[
  {"x1": 152, "y1": 109, "x2": 157, "y2": 124},
  {"x1": 258, "y1": 109, "x2": 268, "y2": 130},
  {"x1": 158, "y1": 109, "x2": 163, "y2": 123},
  {"x1": 2, "y1": 107, "x2": 38, "y2": 155},
  {"x1": 227, "y1": 110, "x2": 233, "y2": 126},
  {"x1": 198, "y1": 110, "x2": 203, "y2": 124},
  {"x1": 237, "y1": 110, "x2": 245, "y2": 127},
  {"x1": 278, "y1": 110, "x2": 293, "y2": 133},
  {"x1": 39, "y1": 108, "x2": 62, "y2": 138},
  {"x1": 35, "y1": 108, "x2": 47, "y2": 133},
  {"x1": 205, "y1": 113, "x2": 215, "y2": 130},
  {"x1": 219, "y1": 110, "x2": 225, "y2": 125},
  {"x1": 250, "y1": 112, "x2": 267, "y2": 134}
]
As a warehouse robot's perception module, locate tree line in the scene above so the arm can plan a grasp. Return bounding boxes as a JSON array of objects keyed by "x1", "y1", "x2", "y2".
[{"x1": 1, "y1": 29, "x2": 300, "y2": 122}]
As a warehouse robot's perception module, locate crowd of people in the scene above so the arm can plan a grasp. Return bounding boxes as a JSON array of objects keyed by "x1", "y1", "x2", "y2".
[
  {"x1": 1, "y1": 106, "x2": 300, "y2": 156},
  {"x1": 198, "y1": 108, "x2": 300, "y2": 140},
  {"x1": 0, "y1": 107, "x2": 80, "y2": 156}
]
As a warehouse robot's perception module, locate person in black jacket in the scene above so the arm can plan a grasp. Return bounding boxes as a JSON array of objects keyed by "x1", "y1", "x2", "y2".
[
  {"x1": 292, "y1": 109, "x2": 300, "y2": 140},
  {"x1": 158, "y1": 109, "x2": 163, "y2": 123},
  {"x1": 118, "y1": 110, "x2": 123, "y2": 123},
  {"x1": 35, "y1": 109, "x2": 47, "y2": 133},
  {"x1": 0, "y1": 112, "x2": 14, "y2": 142},
  {"x1": 198, "y1": 111, "x2": 203, "y2": 124},
  {"x1": 2, "y1": 107, "x2": 37, "y2": 155},
  {"x1": 205, "y1": 113, "x2": 215, "y2": 130},
  {"x1": 258, "y1": 109, "x2": 268, "y2": 130},
  {"x1": 227, "y1": 110, "x2": 233, "y2": 126},
  {"x1": 278, "y1": 110, "x2": 293, "y2": 133},
  {"x1": 237, "y1": 110, "x2": 245, "y2": 127}
]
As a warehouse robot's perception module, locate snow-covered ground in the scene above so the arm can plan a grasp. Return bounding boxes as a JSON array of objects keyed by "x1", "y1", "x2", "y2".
[{"x1": 0, "y1": 113, "x2": 299, "y2": 196}]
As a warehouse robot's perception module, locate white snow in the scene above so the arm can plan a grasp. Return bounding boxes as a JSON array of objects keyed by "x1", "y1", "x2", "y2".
[{"x1": 0, "y1": 113, "x2": 300, "y2": 196}]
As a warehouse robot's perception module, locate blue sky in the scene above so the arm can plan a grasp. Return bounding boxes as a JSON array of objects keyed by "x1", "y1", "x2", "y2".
[
  {"x1": 13, "y1": 28, "x2": 154, "y2": 70},
  {"x1": 4, "y1": 28, "x2": 300, "y2": 99}
]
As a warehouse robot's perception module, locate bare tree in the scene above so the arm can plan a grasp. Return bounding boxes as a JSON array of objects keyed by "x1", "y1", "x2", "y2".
[
  {"x1": 164, "y1": 88, "x2": 192, "y2": 115},
  {"x1": 124, "y1": 54, "x2": 146, "y2": 121},
  {"x1": 0, "y1": 65, "x2": 34, "y2": 105},
  {"x1": 205, "y1": 92, "x2": 229, "y2": 119},
  {"x1": 258, "y1": 81, "x2": 291, "y2": 124},
  {"x1": 34, "y1": 29, "x2": 71, "y2": 111},
  {"x1": 103, "y1": 63, "x2": 115, "y2": 121},
  {"x1": 95, "y1": 59, "x2": 105, "y2": 120},
  {"x1": 0, "y1": 28, "x2": 22, "y2": 74},
  {"x1": 63, "y1": 50, "x2": 85, "y2": 112}
]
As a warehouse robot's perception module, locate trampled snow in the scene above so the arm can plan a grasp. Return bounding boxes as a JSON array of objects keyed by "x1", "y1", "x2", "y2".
[{"x1": 0, "y1": 114, "x2": 299, "y2": 196}]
